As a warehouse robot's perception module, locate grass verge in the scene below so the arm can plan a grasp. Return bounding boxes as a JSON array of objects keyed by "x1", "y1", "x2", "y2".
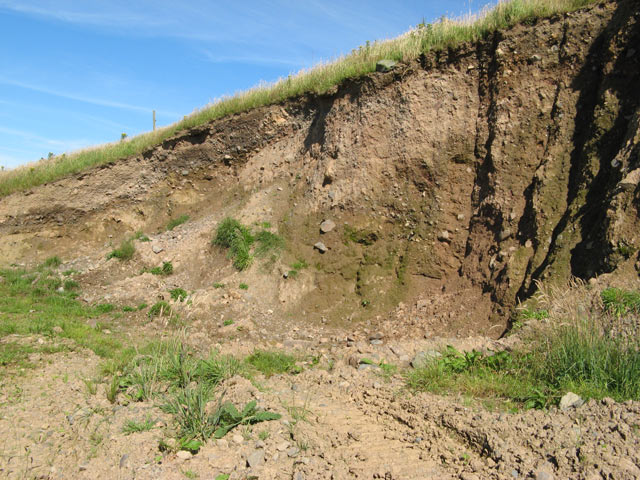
[
  {"x1": 0, "y1": 0, "x2": 598, "y2": 198},
  {"x1": 407, "y1": 286, "x2": 640, "y2": 409}
]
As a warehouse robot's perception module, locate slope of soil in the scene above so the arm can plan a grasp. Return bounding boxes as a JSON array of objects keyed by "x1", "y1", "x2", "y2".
[{"x1": 0, "y1": 1, "x2": 640, "y2": 479}]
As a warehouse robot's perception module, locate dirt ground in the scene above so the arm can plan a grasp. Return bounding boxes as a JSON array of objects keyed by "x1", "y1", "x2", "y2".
[{"x1": 1, "y1": 0, "x2": 640, "y2": 478}]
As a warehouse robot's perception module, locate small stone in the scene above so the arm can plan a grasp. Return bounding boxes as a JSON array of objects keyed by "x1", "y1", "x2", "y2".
[
  {"x1": 457, "y1": 213, "x2": 465, "y2": 221},
  {"x1": 277, "y1": 441, "x2": 290, "y2": 451},
  {"x1": 181, "y1": 169, "x2": 189, "y2": 176},
  {"x1": 437, "y1": 231, "x2": 450, "y2": 242},
  {"x1": 152, "y1": 245, "x2": 163, "y2": 254},
  {"x1": 293, "y1": 471, "x2": 305, "y2": 480},
  {"x1": 232, "y1": 434, "x2": 244, "y2": 444},
  {"x1": 247, "y1": 449, "x2": 265, "y2": 468},
  {"x1": 314, "y1": 242, "x2": 328, "y2": 253},
  {"x1": 559, "y1": 392, "x2": 584, "y2": 410},
  {"x1": 376, "y1": 59, "x2": 397, "y2": 72},
  {"x1": 500, "y1": 228, "x2": 512, "y2": 241},
  {"x1": 287, "y1": 446, "x2": 300, "y2": 458},
  {"x1": 369, "y1": 332, "x2": 383, "y2": 341},
  {"x1": 176, "y1": 450, "x2": 192, "y2": 460},
  {"x1": 525, "y1": 239, "x2": 533, "y2": 248},
  {"x1": 460, "y1": 473, "x2": 480, "y2": 480},
  {"x1": 535, "y1": 470, "x2": 554, "y2": 480},
  {"x1": 411, "y1": 350, "x2": 441, "y2": 368},
  {"x1": 530, "y1": 54, "x2": 542, "y2": 62},
  {"x1": 370, "y1": 339, "x2": 383, "y2": 345},
  {"x1": 119, "y1": 454, "x2": 129, "y2": 469},
  {"x1": 320, "y1": 219, "x2": 336, "y2": 233},
  {"x1": 78, "y1": 463, "x2": 89, "y2": 471}
]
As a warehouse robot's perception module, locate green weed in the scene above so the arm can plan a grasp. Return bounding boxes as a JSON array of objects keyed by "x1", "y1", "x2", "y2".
[
  {"x1": 148, "y1": 302, "x2": 172, "y2": 318},
  {"x1": 123, "y1": 416, "x2": 155, "y2": 434},
  {"x1": 601, "y1": 288, "x2": 640, "y2": 317},
  {"x1": 107, "y1": 239, "x2": 135, "y2": 261},
  {"x1": 246, "y1": 351, "x2": 300, "y2": 378},
  {"x1": 239, "y1": 283, "x2": 248, "y2": 290},
  {"x1": 167, "y1": 215, "x2": 190, "y2": 231},
  {"x1": 213, "y1": 282, "x2": 225, "y2": 289},
  {"x1": 169, "y1": 288, "x2": 188, "y2": 302},
  {"x1": 42, "y1": 256, "x2": 62, "y2": 268},
  {"x1": 134, "y1": 231, "x2": 151, "y2": 242}
]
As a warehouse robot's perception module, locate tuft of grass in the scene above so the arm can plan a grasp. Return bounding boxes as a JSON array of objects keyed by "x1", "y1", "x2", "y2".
[
  {"x1": 107, "y1": 239, "x2": 135, "y2": 261},
  {"x1": 601, "y1": 288, "x2": 640, "y2": 317},
  {"x1": 0, "y1": 0, "x2": 598, "y2": 199},
  {"x1": 246, "y1": 351, "x2": 301, "y2": 378},
  {"x1": 213, "y1": 282, "x2": 225, "y2": 289},
  {"x1": 123, "y1": 416, "x2": 155, "y2": 435},
  {"x1": 239, "y1": 283, "x2": 248, "y2": 290},
  {"x1": 222, "y1": 319, "x2": 234, "y2": 326},
  {"x1": 169, "y1": 288, "x2": 188, "y2": 302},
  {"x1": 42, "y1": 256, "x2": 62, "y2": 268},
  {"x1": 148, "y1": 301, "x2": 172, "y2": 318},
  {"x1": 146, "y1": 261, "x2": 174, "y2": 276},
  {"x1": 213, "y1": 218, "x2": 255, "y2": 270},
  {"x1": 254, "y1": 230, "x2": 285, "y2": 257},
  {"x1": 133, "y1": 231, "x2": 151, "y2": 242},
  {"x1": 167, "y1": 215, "x2": 190, "y2": 231}
]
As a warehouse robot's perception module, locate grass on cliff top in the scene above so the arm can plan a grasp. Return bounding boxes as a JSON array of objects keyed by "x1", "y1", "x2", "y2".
[{"x1": 0, "y1": 0, "x2": 598, "y2": 198}]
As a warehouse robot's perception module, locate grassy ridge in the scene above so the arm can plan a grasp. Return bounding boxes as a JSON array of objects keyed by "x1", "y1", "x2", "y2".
[{"x1": 0, "y1": 0, "x2": 598, "y2": 198}]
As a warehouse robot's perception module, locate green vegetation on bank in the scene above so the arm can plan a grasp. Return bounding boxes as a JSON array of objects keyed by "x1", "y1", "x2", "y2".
[
  {"x1": 0, "y1": 0, "x2": 598, "y2": 198},
  {"x1": 213, "y1": 217, "x2": 284, "y2": 270},
  {"x1": 0, "y1": 264, "x2": 131, "y2": 371},
  {"x1": 407, "y1": 287, "x2": 640, "y2": 409}
]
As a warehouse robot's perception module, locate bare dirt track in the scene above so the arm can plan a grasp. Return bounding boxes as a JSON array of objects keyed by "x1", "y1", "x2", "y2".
[{"x1": 1, "y1": 1, "x2": 640, "y2": 479}]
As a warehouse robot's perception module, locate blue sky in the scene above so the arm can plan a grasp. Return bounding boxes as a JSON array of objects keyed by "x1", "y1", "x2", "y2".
[{"x1": 0, "y1": 0, "x2": 491, "y2": 169}]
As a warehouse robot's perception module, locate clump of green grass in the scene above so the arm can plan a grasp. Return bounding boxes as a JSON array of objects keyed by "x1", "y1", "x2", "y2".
[
  {"x1": 239, "y1": 283, "x2": 249, "y2": 290},
  {"x1": 288, "y1": 259, "x2": 309, "y2": 278},
  {"x1": 41, "y1": 256, "x2": 62, "y2": 268},
  {"x1": 408, "y1": 311, "x2": 640, "y2": 409},
  {"x1": 133, "y1": 231, "x2": 151, "y2": 242},
  {"x1": 213, "y1": 282, "x2": 225, "y2": 289},
  {"x1": 169, "y1": 288, "x2": 188, "y2": 302},
  {"x1": 0, "y1": 0, "x2": 598, "y2": 199},
  {"x1": 222, "y1": 319, "x2": 234, "y2": 326},
  {"x1": 246, "y1": 351, "x2": 301, "y2": 378},
  {"x1": 145, "y1": 261, "x2": 174, "y2": 276},
  {"x1": 601, "y1": 287, "x2": 640, "y2": 317},
  {"x1": 107, "y1": 239, "x2": 135, "y2": 261},
  {"x1": 167, "y1": 215, "x2": 190, "y2": 231},
  {"x1": 122, "y1": 416, "x2": 156, "y2": 434},
  {"x1": 213, "y1": 218, "x2": 255, "y2": 270},
  {"x1": 148, "y1": 301, "x2": 172, "y2": 318}
]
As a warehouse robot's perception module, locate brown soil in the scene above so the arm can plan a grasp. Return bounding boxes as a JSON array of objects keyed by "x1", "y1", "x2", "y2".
[{"x1": 1, "y1": 1, "x2": 640, "y2": 479}]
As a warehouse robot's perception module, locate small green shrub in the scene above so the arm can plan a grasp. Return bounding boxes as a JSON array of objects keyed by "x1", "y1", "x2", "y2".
[
  {"x1": 246, "y1": 351, "x2": 300, "y2": 378},
  {"x1": 149, "y1": 301, "x2": 172, "y2": 318},
  {"x1": 223, "y1": 319, "x2": 234, "y2": 326},
  {"x1": 601, "y1": 288, "x2": 640, "y2": 317},
  {"x1": 170, "y1": 288, "x2": 188, "y2": 302},
  {"x1": 254, "y1": 230, "x2": 285, "y2": 257},
  {"x1": 42, "y1": 256, "x2": 62, "y2": 268},
  {"x1": 239, "y1": 283, "x2": 249, "y2": 290},
  {"x1": 167, "y1": 215, "x2": 190, "y2": 231},
  {"x1": 134, "y1": 231, "x2": 150, "y2": 242},
  {"x1": 137, "y1": 302, "x2": 148, "y2": 310},
  {"x1": 146, "y1": 261, "x2": 174, "y2": 276},
  {"x1": 213, "y1": 282, "x2": 225, "y2": 289},
  {"x1": 107, "y1": 239, "x2": 135, "y2": 261}
]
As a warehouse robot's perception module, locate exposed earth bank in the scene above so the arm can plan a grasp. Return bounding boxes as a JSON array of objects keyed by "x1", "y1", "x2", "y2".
[{"x1": 0, "y1": 1, "x2": 640, "y2": 479}]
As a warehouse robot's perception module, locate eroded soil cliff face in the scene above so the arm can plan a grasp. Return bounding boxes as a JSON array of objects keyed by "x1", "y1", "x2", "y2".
[{"x1": 1, "y1": 0, "x2": 639, "y2": 337}]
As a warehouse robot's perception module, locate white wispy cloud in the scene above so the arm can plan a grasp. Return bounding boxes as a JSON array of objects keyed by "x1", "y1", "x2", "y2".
[
  {"x1": 0, "y1": 76, "x2": 179, "y2": 117},
  {"x1": 0, "y1": 125, "x2": 90, "y2": 150}
]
